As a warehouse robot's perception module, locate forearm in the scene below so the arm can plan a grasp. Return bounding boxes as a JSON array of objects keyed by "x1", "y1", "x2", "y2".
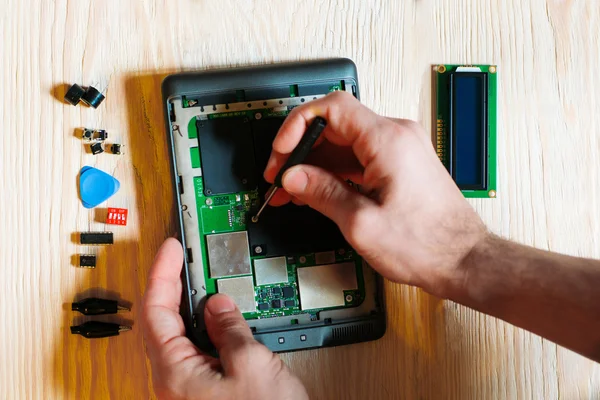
[{"x1": 445, "y1": 234, "x2": 600, "y2": 362}]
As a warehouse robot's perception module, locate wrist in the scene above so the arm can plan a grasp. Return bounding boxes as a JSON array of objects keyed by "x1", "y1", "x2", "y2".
[
  {"x1": 434, "y1": 231, "x2": 496, "y2": 301},
  {"x1": 423, "y1": 228, "x2": 492, "y2": 300}
]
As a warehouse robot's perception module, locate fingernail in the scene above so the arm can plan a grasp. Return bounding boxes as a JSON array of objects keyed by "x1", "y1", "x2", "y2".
[
  {"x1": 206, "y1": 294, "x2": 236, "y2": 315},
  {"x1": 282, "y1": 166, "x2": 309, "y2": 194}
]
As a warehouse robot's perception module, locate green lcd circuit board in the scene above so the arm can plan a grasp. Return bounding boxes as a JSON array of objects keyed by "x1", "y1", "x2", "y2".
[
  {"x1": 435, "y1": 64, "x2": 497, "y2": 198},
  {"x1": 186, "y1": 96, "x2": 365, "y2": 320}
]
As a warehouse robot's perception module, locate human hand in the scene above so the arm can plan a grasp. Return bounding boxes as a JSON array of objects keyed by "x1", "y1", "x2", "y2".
[
  {"x1": 141, "y1": 238, "x2": 308, "y2": 400},
  {"x1": 264, "y1": 92, "x2": 487, "y2": 297}
]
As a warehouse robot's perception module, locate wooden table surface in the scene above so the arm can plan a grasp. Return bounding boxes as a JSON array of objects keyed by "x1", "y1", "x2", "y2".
[{"x1": 2, "y1": 1, "x2": 600, "y2": 399}]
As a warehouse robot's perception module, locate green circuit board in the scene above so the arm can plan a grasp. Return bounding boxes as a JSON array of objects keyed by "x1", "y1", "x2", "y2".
[
  {"x1": 435, "y1": 64, "x2": 497, "y2": 198},
  {"x1": 187, "y1": 99, "x2": 365, "y2": 320}
]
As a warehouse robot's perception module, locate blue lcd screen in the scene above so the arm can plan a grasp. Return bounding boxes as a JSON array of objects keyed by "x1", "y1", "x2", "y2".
[{"x1": 452, "y1": 73, "x2": 487, "y2": 189}]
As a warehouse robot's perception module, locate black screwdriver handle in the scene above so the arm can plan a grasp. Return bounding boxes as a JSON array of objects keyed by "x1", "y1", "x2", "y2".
[{"x1": 273, "y1": 117, "x2": 327, "y2": 187}]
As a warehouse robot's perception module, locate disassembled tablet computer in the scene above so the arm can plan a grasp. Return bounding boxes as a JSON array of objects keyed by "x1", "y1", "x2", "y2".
[
  {"x1": 162, "y1": 59, "x2": 386, "y2": 353},
  {"x1": 435, "y1": 64, "x2": 498, "y2": 198}
]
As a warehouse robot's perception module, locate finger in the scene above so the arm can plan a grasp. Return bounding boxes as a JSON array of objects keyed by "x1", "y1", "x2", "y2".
[
  {"x1": 204, "y1": 294, "x2": 257, "y2": 376},
  {"x1": 142, "y1": 239, "x2": 204, "y2": 369},
  {"x1": 265, "y1": 140, "x2": 364, "y2": 184},
  {"x1": 270, "y1": 91, "x2": 388, "y2": 167},
  {"x1": 144, "y1": 238, "x2": 184, "y2": 311},
  {"x1": 281, "y1": 164, "x2": 377, "y2": 229}
]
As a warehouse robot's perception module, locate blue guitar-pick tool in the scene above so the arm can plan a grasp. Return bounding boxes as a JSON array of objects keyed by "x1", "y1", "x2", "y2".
[{"x1": 79, "y1": 166, "x2": 120, "y2": 208}]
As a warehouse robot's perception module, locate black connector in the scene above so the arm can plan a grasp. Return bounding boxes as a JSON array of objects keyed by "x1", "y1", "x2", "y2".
[
  {"x1": 72, "y1": 297, "x2": 130, "y2": 315},
  {"x1": 70, "y1": 321, "x2": 131, "y2": 339},
  {"x1": 80, "y1": 232, "x2": 113, "y2": 245}
]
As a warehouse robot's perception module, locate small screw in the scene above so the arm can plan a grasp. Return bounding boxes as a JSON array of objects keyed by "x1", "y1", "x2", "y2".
[
  {"x1": 255, "y1": 113, "x2": 262, "y2": 120},
  {"x1": 242, "y1": 178, "x2": 248, "y2": 184},
  {"x1": 182, "y1": 204, "x2": 188, "y2": 211},
  {"x1": 345, "y1": 294, "x2": 353, "y2": 302},
  {"x1": 206, "y1": 189, "x2": 212, "y2": 195},
  {"x1": 299, "y1": 256, "x2": 307, "y2": 264},
  {"x1": 205, "y1": 198, "x2": 213, "y2": 205},
  {"x1": 191, "y1": 289, "x2": 197, "y2": 295},
  {"x1": 338, "y1": 248, "x2": 346, "y2": 255},
  {"x1": 254, "y1": 246, "x2": 263, "y2": 254}
]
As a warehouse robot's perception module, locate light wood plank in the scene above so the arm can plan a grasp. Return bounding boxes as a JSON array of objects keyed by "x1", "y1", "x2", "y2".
[{"x1": 1, "y1": 0, "x2": 599, "y2": 398}]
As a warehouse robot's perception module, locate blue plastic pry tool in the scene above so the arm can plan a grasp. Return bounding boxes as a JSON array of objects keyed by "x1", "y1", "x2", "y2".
[{"x1": 79, "y1": 166, "x2": 120, "y2": 209}]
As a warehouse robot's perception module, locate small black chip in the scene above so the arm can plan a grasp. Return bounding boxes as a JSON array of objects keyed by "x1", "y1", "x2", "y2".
[
  {"x1": 272, "y1": 287, "x2": 281, "y2": 296},
  {"x1": 90, "y1": 142, "x2": 104, "y2": 155},
  {"x1": 80, "y1": 232, "x2": 113, "y2": 245},
  {"x1": 235, "y1": 204, "x2": 245, "y2": 211},
  {"x1": 258, "y1": 303, "x2": 269, "y2": 311},
  {"x1": 95, "y1": 129, "x2": 108, "y2": 141},
  {"x1": 271, "y1": 299, "x2": 282, "y2": 309},
  {"x1": 79, "y1": 254, "x2": 96, "y2": 268},
  {"x1": 286, "y1": 256, "x2": 295, "y2": 264},
  {"x1": 110, "y1": 144, "x2": 123, "y2": 155},
  {"x1": 282, "y1": 287, "x2": 294, "y2": 298},
  {"x1": 284, "y1": 300, "x2": 295, "y2": 307}
]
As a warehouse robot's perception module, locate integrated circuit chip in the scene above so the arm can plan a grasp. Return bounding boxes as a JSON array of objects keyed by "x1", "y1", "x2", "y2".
[
  {"x1": 206, "y1": 231, "x2": 251, "y2": 278},
  {"x1": 297, "y1": 262, "x2": 358, "y2": 310},
  {"x1": 254, "y1": 256, "x2": 288, "y2": 286},
  {"x1": 216, "y1": 276, "x2": 256, "y2": 313}
]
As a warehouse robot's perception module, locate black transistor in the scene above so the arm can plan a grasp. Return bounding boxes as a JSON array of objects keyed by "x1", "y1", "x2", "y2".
[
  {"x1": 90, "y1": 142, "x2": 104, "y2": 155},
  {"x1": 110, "y1": 144, "x2": 123, "y2": 155},
  {"x1": 81, "y1": 86, "x2": 105, "y2": 108},
  {"x1": 64, "y1": 83, "x2": 86, "y2": 106},
  {"x1": 258, "y1": 303, "x2": 269, "y2": 311},
  {"x1": 80, "y1": 232, "x2": 113, "y2": 245},
  {"x1": 79, "y1": 254, "x2": 96, "y2": 268},
  {"x1": 95, "y1": 129, "x2": 108, "y2": 141}
]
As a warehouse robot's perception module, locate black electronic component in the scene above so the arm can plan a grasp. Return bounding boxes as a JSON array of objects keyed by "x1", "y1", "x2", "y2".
[
  {"x1": 110, "y1": 144, "x2": 123, "y2": 155},
  {"x1": 81, "y1": 86, "x2": 105, "y2": 108},
  {"x1": 286, "y1": 256, "x2": 295, "y2": 264},
  {"x1": 80, "y1": 232, "x2": 113, "y2": 245},
  {"x1": 196, "y1": 117, "x2": 257, "y2": 196},
  {"x1": 90, "y1": 142, "x2": 104, "y2": 155},
  {"x1": 95, "y1": 129, "x2": 108, "y2": 141},
  {"x1": 450, "y1": 72, "x2": 488, "y2": 190},
  {"x1": 247, "y1": 118, "x2": 346, "y2": 256},
  {"x1": 284, "y1": 300, "x2": 295, "y2": 307},
  {"x1": 251, "y1": 117, "x2": 327, "y2": 223},
  {"x1": 258, "y1": 303, "x2": 269, "y2": 311},
  {"x1": 64, "y1": 83, "x2": 85, "y2": 105},
  {"x1": 79, "y1": 254, "x2": 96, "y2": 268},
  {"x1": 82, "y1": 128, "x2": 94, "y2": 142},
  {"x1": 70, "y1": 321, "x2": 131, "y2": 339},
  {"x1": 71, "y1": 297, "x2": 130, "y2": 316},
  {"x1": 271, "y1": 299, "x2": 282, "y2": 309},
  {"x1": 272, "y1": 287, "x2": 282, "y2": 296},
  {"x1": 282, "y1": 287, "x2": 294, "y2": 298}
]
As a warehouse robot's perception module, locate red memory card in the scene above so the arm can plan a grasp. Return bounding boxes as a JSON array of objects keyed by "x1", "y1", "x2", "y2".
[{"x1": 106, "y1": 208, "x2": 128, "y2": 226}]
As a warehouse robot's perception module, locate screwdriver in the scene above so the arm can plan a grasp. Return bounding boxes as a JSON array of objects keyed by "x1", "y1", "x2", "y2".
[
  {"x1": 252, "y1": 116, "x2": 327, "y2": 223},
  {"x1": 70, "y1": 321, "x2": 131, "y2": 339},
  {"x1": 71, "y1": 297, "x2": 130, "y2": 315}
]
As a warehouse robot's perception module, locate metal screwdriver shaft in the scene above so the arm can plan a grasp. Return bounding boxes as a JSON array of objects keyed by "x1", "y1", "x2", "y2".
[{"x1": 252, "y1": 117, "x2": 327, "y2": 223}]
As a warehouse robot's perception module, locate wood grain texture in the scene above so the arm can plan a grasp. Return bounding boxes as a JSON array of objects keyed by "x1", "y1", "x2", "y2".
[{"x1": 1, "y1": 0, "x2": 599, "y2": 398}]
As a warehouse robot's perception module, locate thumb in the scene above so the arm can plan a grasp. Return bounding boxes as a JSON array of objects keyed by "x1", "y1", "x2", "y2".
[
  {"x1": 204, "y1": 294, "x2": 258, "y2": 375},
  {"x1": 281, "y1": 164, "x2": 372, "y2": 228}
]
